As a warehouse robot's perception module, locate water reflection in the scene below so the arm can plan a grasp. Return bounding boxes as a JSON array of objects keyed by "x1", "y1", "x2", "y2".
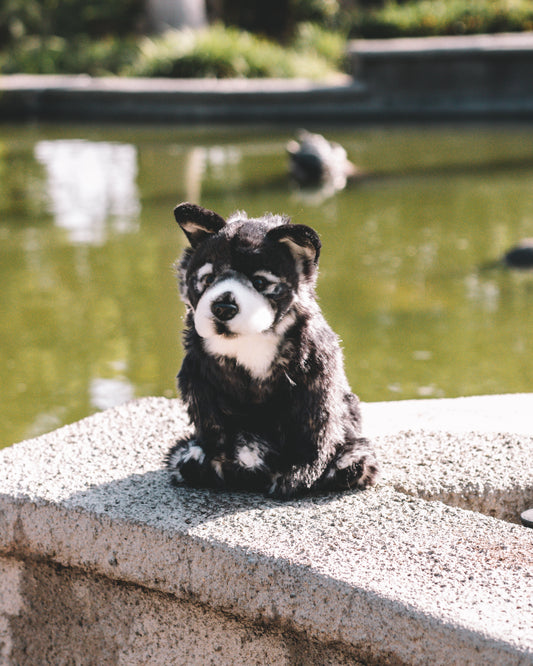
[
  {"x1": 2, "y1": 123, "x2": 533, "y2": 448},
  {"x1": 183, "y1": 145, "x2": 242, "y2": 202},
  {"x1": 287, "y1": 129, "x2": 357, "y2": 204},
  {"x1": 89, "y1": 376, "x2": 135, "y2": 411},
  {"x1": 35, "y1": 140, "x2": 141, "y2": 245},
  {"x1": 464, "y1": 273, "x2": 501, "y2": 312}
]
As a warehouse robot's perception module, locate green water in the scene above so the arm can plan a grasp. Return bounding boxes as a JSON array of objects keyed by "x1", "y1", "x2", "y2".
[{"x1": 2, "y1": 122, "x2": 533, "y2": 447}]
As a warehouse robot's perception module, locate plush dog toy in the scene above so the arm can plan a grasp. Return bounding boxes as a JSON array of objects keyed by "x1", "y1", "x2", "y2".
[{"x1": 166, "y1": 203, "x2": 379, "y2": 499}]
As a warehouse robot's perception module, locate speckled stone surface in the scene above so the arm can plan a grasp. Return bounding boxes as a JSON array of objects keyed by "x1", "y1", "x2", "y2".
[
  {"x1": 0, "y1": 396, "x2": 532, "y2": 665},
  {"x1": 367, "y1": 394, "x2": 533, "y2": 523}
]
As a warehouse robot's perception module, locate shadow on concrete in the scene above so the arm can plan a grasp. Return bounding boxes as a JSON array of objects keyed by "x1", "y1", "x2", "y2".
[{"x1": 65, "y1": 463, "x2": 364, "y2": 535}]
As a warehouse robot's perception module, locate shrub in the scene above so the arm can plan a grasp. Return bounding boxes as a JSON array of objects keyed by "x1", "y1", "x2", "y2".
[
  {"x1": 293, "y1": 22, "x2": 346, "y2": 65},
  {"x1": 126, "y1": 24, "x2": 340, "y2": 79},
  {"x1": 0, "y1": 36, "x2": 138, "y2": 75},
  {"x1": 349, "y1": 0, "x2": 533, "y2": 38},
  {"x1": 216, "y1": 0, "x2": 342, "y2": 41},
  {"x1": 0, "y1": 0, "x2": 144, "y2": 43}
]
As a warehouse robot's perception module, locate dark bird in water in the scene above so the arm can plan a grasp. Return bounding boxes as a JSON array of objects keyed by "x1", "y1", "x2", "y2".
[
  {"x1": 286, "y1": 130, "x2": 357, "y2": 192},
  {"x1": 502, "y1": 238, "x2": 533, "y2": 269},
  {"x1": 482, "y1": 238, "x2": 533, "y2": 271}
]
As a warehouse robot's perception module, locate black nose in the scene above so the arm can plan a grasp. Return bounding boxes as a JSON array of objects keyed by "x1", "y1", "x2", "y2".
[{"x1": 211, "y1": 296, "x2": 239, "y2": 321}]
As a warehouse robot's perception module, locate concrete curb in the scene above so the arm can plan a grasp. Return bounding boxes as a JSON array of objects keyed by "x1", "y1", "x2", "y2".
[
  {"x1": 2, "y1": 32, "x2": 533, "y2": 121},
  {"x1": 0, "y1": 395, "x2": 532, "y2": 664},
  {"x1": 347, "y1": 31, "x2": 533, "y2": 119},
  {"x1": 0, "y1": 73, "x2": 366, "y2": 123}
]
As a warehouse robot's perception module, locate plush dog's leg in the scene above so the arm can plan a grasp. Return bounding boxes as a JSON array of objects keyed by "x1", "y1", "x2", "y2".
[
  {"x1": 169, "y1": 353, "x2": 278, "y2": 492},
  {"x1": 267, "y1": 409, "x2": 334, "y2": 499},
  {"x1": 166, "y1": 353, "x2": 229, "y2": 489},
  {"x1": 225, "y1": 432, "x2": 278, "y2": 492},
  {"x1": 268, "y1": 386, "x2": 379, "y2": 499},
  {"x1": 166, "y1": 438, "x2": 224, "y2": 489},
  {"x1": 270, "y1": 436, "x2": 378, "y2": 498},
  {"x1": 317, "y1": 437, "x2": 379, "y2": 491},
  {"x1": 317, "y1": 393, "x2": 379, "y2": 491}
]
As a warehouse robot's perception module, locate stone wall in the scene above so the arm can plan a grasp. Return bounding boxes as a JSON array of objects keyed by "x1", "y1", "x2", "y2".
[
  {"x1": 348, "y1": 32, "x2": 533, "y2": 119},
  {"x1": 0, "y1": 395, "x2": 532, "y2": 664}
]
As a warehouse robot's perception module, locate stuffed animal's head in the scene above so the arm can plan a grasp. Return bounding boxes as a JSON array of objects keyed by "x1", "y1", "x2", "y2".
[{"x1": 174, "y1": 202, "x2": 321, "y2": 377}]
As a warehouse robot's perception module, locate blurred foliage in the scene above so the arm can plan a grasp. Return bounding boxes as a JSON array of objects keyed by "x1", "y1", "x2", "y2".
[
  {"x1": 0, "y1": 0, "x2": 144, "y2": 43},
  {"x1": 0, "y1": 35, "x2": 139, "y2": 76},
  {"x1": 349, "y1": 0, "x2": 533, "y2": 38},
  {"x1": 293, "y1": 21, "x2": 346, "y2": 64},
  {"x1": 126, "y1": 23, "x2": 343, "y2": 78},
  {"x1": 0, "y1": 0, "x2": 344, "y2": 77},
  {"x1": 218, "y1": 0, "x2": 343, "y2": 40},
  {"x1": 2, "y1": 0, "x2": 533, "y2": 76}
]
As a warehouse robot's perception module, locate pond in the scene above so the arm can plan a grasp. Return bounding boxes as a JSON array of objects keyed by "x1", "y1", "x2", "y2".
[{"x1": 2, "y1": 122, "x2": 533, "y2": 448}]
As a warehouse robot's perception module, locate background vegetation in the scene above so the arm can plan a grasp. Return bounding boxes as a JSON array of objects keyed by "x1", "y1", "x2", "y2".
[
  {"x1": 351, "y1": 0, "x2": 533, "y2": 39},
  {"x1": 1, "y1": 0, "x2": 533, "y2": 77}
]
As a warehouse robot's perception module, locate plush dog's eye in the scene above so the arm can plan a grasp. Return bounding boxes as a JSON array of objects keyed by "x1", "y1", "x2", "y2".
[
  {"x1": 252, "y1": 276, "x2": 269, "y2": 292},
  {"x1": 193, "y1": 268, "x2": 215, "y2": 294}
]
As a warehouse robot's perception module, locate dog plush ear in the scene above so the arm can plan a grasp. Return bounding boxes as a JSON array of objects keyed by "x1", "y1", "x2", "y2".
[
  {"x1": 174, "y1": 202, "x2": 227, "y2": 248},
  {"x1": 267, "y1": 223, "x2": 321, "y2": 273}
]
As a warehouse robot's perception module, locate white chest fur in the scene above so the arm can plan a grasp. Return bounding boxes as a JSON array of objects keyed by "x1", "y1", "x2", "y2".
[
  {"x1": 203, "y1": 309, "x2": 296, "y2": 379},
  {"x1": 204, "y1": 331, "x2": 281, "y2": 379}
]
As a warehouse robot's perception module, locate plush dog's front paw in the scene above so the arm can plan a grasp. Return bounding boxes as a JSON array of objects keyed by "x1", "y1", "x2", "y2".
[
  {"x1": 166, "y1": 439, "x2": 223, "y2": 489},
  {"x1": 336, "y1": 451, "x2": 379, "y2": 490},
  {"x1": 267, "y1": 472, "x2": 309, "y2": 500},
  {"x1": 320, "y1": 439, "x2": 379, "y2": 491}
]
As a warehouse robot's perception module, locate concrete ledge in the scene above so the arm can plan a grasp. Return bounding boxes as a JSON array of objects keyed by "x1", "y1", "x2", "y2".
[
  {"x1": 350, "y1": 32, "x2": 533, "y2": 57},
  {"x1": 365, "y1": 394, "x2": 533, "y2": 523},
  {"x1": 0, "y1": 74, "x2": 366, "y2": 123},
  {"x1": 348, "y1": 31, "x2": 533, "y2": 118},
  {"x1": 0, "y1": 396, "x2": 532, "y2": 664}
]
